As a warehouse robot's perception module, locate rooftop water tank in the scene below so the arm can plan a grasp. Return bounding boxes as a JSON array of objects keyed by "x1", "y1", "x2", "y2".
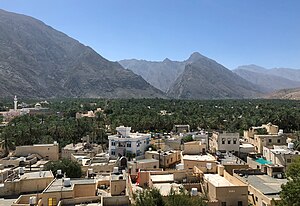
[
  {"x1": 88, "y1": 168, "x2": 93, "y2": 175},
  {"x1": 206, "y1": 163, "x2": 212, "y2": 170},
  {"x1": 63, "y1": 178, "x2": 71, "y2": 187},
  {"x1": 278, "y1": 129, "x2": 284, "y2": 136},
  {"x1": 29, "y1": 196, "x2": 36, "y2": 205},
  {"x1": 176, "y1": 163, "x2": 184, "y2": 170},
  {"x1": 19, "y1": 167, "x2": 24, "y2": 175},
  {"x1": 113, "y1": 167, "x2": 119, "y2": 173},
  {"x1": 191, "y1": 188, "x2": 198, "y2": 196},
  {"x1": 288, "y1": 142, "x2": 294, "y2": 150}
]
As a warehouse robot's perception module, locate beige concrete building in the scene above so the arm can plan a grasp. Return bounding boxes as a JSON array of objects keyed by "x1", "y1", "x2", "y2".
[
  {"x1": 244, "y1": 123, "x2": 279, "y2": 138},
  {"x1": 62, "y1": 142, "x2": 102, "y2": 160},
  {"x1": 210, "y1": 132, "x2": 240, "y2": 153},
  {"x1": 244, "y1": 123, "x2": 286, "y2": 153},
  {"x1": 263, "y1": 145, "x2": 300, "y2": 170},
  {"x1": 145, "y1": 150, "x2": 181, "y2": 168},
  {"x1": 173, "y1": 125, "x2": 190, "y2": 133},
  {"x1": 183, "y1": 141, "x2": 207, "y2": 155},
  {"x1": 203, "y1": 173, "x2": 248, "y2": 206},
  {"x1": 127, "y1": 158, "x2": 159, "y2": 175},
  {"x1": 182, "y1": 154, "x2": 218, "y2": 173},
  {"x1": 15, "y1": 143, "x2": 59, "y2": 161},
  {"x1": 233, "y1": 169, "x2": 287, "y2": 206},
  {"x1": 0, "y1": 170, "x2": 54, "y2": 197}
]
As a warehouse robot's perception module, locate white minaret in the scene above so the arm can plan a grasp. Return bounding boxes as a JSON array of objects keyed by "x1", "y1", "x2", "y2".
[{"x1": 14, "y1": 95, "x2": 18, "y2": 111}]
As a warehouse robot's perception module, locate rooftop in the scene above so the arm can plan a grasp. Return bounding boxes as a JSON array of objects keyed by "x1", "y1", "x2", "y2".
[
  {"x1": 240, "y1": 143, "x2": 255, "y2": 148},
  {"x1": 220, "y1": 153, "x2": 246, "y2": 165},
  {"x1": 44, "y1": 178, "x2": 95, "y2": 193},
  {"x1": 237, "y1": 174, "x2": 287, "y2": 199},
  {"x1": 131, "y1": 159, "x2": 159, "y2": 164},
  {"x1": 63, "y1": 143, "x2": 84, "y2": 150},
  {"x1": 153, "y1": 183, "x2": 182, "y2": 196},
  {"x1": 204, "y1": 174, "x2": 235, "y2": 187},
  {"x1": 183, "y1": 155, "x2": 216, "y2": 162},
  {"x1": 20, "y1": 171, "x2": 53, "y2": 180},
  {"x1": 151, "y1": 174, "x2": 174, "y2": 183}
]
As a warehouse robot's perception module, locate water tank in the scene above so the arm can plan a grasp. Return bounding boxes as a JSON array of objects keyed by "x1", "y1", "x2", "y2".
[
  {"x1": 113, "y1": 167, "x2": 119, "y2": 173},
  {"x1": 278, "y1": 129, "x2": 284, "y2": 136},
  {"x1": 206, "y1": 163, "x2": 212, "y2": 170},
  {"x1": 88, "y1": 168, "x2": 93, "y2": 175},
  {"x1": 53, "y1": 141, "x2": 58, "y2": 145},
  {"x1": 63, "y1": 178, "x2": 71, "y2": 187},
  {"x1": 176, "y1": 163, "x2": 184, "y2": 170},
  {"x1": 29, "y1": 196, "x2": 37, "y2": 205},
  {"x1": 217, "y1": 165, "x2": 224, "y2": 176},
  {"x1": 288, "y1": 142, "x2": 294, "y2": 150},
  {"x1": 19, "y1": 167, "x2": 24, "y2": 175},
  {"x1": 191, "y1": 188, "x2": 198, "y2": 196},
  {"x1": 56, "y1": 169, "x2": 63, "y2": 178}
]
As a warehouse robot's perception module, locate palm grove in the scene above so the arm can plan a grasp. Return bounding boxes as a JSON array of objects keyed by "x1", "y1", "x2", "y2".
[{"x1": 1, "y1": 99, "x2": 300, "y2": 155}]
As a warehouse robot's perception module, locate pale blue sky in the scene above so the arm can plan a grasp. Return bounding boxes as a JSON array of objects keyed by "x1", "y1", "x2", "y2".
[{"x1": 0, "y1": 0, "x2": 299, "y2": 69}]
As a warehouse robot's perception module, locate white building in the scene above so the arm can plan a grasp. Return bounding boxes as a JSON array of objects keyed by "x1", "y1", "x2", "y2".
[{"x1": 108, "y1": 126, "x2": 150, "y2": 158}]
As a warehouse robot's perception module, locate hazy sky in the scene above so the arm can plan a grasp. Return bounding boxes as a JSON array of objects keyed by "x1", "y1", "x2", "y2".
[{"x1": 0, "y1": 0, "x2": 299, "y2": 69}]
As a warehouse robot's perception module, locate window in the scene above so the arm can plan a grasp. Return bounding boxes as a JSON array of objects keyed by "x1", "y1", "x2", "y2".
[
  {"x1": 227, "y1": 139, "x2": 231, "y2": 144},
  {"x1": 111, "y1": 141, "x2": 115, "y2": 146},
  {"x1": 277, "y1": 139, "x2": 281, "y2": 143},
  {"x1": 111, "y1": 150, "x2": 115, "y2": 155},
  {"x1": 255, "y1": 196, "x2": 258, "y2": 202},
  {"x1": 221, "y1": 202, "x2": 226, "y2": 206},
  {"x1": 48, "y1": 198, "x2": 57, "y2": 206},
  {"x1": 152, "y1": 155, "x2": 155, "y2": 159},
  {"x1": 287, "y1": 159, "x2": 292, "y2": 163},
  {"x1": 238, "y1": 201, "x2": 243, "y2": 206},
  {"x1": 268, "y1": 139, "x2": 272, "y2": 143},
  {"x1": 154, "y1": 165, "x2": 157, "y2": 168},
  {"x1": 171, "y1": 158, "x2": 173, "y2": 162},
  {"x1": 233, "y1": 138, "x2": 237, "y2": 144},
  {"x1": 222, "y1": 138, "x2": 226, "y2": 144},
  {"x1": 127, "y1": 142, "x2": 131, "y2": 147}
]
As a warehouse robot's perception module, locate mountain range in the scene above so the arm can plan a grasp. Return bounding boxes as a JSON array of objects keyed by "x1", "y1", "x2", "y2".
[
  {"x1": 0, "y1": 9, "x2": 164, "y2": 99},
  {"x1": 120, "y1": 53, "x2": 264, "y2": 99},
  {"x1": 233, "y1": 65, "x2": 300, "y2": 92},
  {"x1": 0, "y1": 9, "x2": 299, "y2": 100}
]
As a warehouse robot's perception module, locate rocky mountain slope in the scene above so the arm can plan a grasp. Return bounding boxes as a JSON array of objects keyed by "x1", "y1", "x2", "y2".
[
  {"x1": 233, "y1": 65, "x2": 300, "y2": 92},
  {"x1": 266, "y1": 88, "x2": 300, "y2": 100},
  {"x1": 119, "y1": 58, "x2": 186, "y2": 92},
  {"x1": 167, "y1": 53, "x2": 263, "y2": 99},
  {"x1": 0, "y1": 9, "x2": 164, "y2": 99}
]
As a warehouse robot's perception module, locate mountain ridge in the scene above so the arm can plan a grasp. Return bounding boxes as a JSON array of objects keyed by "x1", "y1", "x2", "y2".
[
  {"x1": 233, "y1": 65, "x2": 300, "y2": 92},
  {"x1": 0, "y1": 9, "x2": 164, "y2": 99}
]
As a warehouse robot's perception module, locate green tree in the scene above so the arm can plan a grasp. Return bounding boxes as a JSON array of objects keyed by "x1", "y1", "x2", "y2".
[
  {"x1": 134, "y1": 188, "x2": 165, "y2": 206},
  {"x1": 44, "y1": 158, "x2": 82, "y2": 178},
  {"x1": 166, "y1": 187, "x2": 207, "y2": 206},
  {"x1": 277, "y1": 157, "x2": 300, "y2": 206}
]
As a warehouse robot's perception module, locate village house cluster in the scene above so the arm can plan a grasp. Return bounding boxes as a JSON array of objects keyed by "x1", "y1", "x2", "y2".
[{"x1": 0, "y1": 99, "x2": 299, "y2": 206}]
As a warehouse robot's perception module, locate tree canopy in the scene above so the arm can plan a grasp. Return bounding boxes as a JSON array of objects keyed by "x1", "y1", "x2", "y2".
[
  {"x1": 44, "y1": 158, "x2": 82, "y2": 178},
  {"x1": 278, "y1": 157, "x2": 300, "y2": 206},
  {"x1": 133, "y1": 187, "x2": 207, "y2": 206}
]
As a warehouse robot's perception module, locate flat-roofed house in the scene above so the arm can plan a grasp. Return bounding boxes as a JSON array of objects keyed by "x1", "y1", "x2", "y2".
[{"x1": 203, "y1": 173, "x2": 248, "y2": 206}]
